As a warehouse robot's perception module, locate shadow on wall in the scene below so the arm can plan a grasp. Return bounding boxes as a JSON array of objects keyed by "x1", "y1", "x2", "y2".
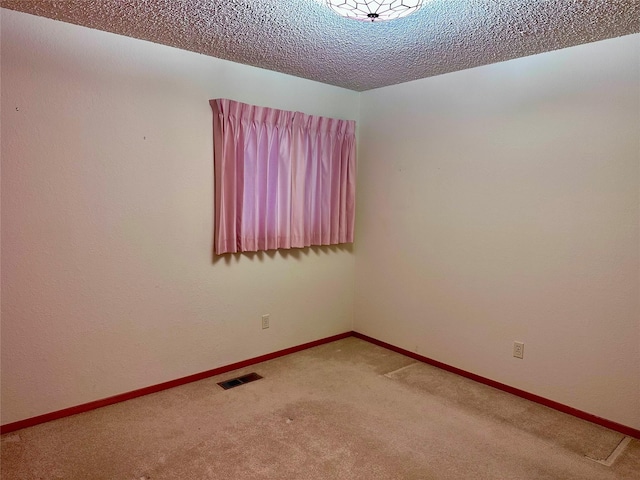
[{"x1": 212, "y1": 243, "x2": 354, "y2": 264}]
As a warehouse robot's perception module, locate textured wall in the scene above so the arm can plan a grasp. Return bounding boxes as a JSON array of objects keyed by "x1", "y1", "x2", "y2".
[
  {"x1": 355, "y1": 34, "x2": 640, "y2": 429},
  {"x1": 0, "y1": 10, "x2": 358, "y2": 425}
]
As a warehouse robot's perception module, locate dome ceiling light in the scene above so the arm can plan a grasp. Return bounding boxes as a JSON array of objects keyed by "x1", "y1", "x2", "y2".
[{"x1": 325, "y1": 0, "x2": 424, "y2": 22}]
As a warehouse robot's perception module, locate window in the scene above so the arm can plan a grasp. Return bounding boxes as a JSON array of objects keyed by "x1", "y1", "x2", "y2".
[{"x1": 211, "y1": 99, "x2": 356, "y2": 254}]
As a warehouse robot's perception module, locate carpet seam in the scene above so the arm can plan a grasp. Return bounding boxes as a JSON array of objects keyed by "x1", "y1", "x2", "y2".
[
  {"x1": 382, "y1": 362, "x2": 420, "y2": 378},
  {"x1": 587, "y1": 436, "x2": 633, "y2": 467}
]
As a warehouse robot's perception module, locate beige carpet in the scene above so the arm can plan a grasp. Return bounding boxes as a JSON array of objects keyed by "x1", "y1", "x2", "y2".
[{"x1": 1, "y1": 337, "x2": 638, "y2": 479}]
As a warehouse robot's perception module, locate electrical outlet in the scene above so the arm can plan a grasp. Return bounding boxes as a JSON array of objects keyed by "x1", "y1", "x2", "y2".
[
  {"x1": 261, "y1": 314, "x2": 270, "y2": 329},
  {"x1": 513, "y1": 341, "x2": 524, "y2": 359}
]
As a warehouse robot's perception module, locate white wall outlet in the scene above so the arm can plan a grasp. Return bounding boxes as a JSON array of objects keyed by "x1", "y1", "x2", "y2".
[
  {"x1": 261, "y1": 314, "x2": 270, "y2": 329},
  {"x1": 513, "y1": 341, "x2": 524, "y2": 359}
]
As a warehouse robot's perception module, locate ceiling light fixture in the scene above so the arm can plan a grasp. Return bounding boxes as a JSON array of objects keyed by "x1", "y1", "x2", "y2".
[{"x1": 326, "y1": 0, "x2": 424, "y2": 22}]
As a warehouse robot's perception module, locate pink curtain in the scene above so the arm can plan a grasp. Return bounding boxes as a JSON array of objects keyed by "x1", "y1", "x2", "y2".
[{"x1": 211, "y1": 99, "x2": 356, "y2": 254}]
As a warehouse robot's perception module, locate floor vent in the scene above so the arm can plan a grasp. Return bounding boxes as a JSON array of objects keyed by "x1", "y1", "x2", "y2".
[{"x1": 217, "y1": 372, "x2": 263, "y2": 390}]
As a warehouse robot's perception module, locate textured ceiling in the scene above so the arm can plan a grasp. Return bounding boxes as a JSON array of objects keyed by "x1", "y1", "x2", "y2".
[{"x1": 1, "y1": 0, "x2": 638, "y2": 91}]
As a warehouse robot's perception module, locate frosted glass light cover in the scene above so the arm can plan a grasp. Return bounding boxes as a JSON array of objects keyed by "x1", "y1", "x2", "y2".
[{"x1": 326, "y1": 0, "x2": 424, "y2": 22}]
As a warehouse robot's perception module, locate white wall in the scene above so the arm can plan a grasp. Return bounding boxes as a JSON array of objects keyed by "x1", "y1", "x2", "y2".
[
  {"x1": 355, "y1": 34, "x2": 640, "y2": 429},
  {"x1": 2, "y1": 8, "x2": 638, "y2": 432},
  {"x1": 0, "y1": 10, "x2": 359, "y2": 425}
]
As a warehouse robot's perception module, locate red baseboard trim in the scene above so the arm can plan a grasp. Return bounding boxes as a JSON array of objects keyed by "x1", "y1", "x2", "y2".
[
  {"x1": 0, "y1": 331, "x2": 352, "y2": 435},
  {"x1": 352, "y1": 331, "x2": 640, "y2": 439},
  {"x1": 3, "y1": 330, "x2": 638, "y2": 439}
]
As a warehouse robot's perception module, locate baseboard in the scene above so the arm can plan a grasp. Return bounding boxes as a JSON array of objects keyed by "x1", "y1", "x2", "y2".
[
  {"x1": 352, "y1": 331, "x2": 640, "y2": 439},
  {"x1": 3, "y1": 330, "x2": 638, "y2": 439},
  {"x1": 0, "y1": 331, "x2": 352, "y2": 434}
]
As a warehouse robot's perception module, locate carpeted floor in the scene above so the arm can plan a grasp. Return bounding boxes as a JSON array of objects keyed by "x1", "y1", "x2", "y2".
[{"x1": 2, "y1": 337, "x2": 638, "y2": 479}]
